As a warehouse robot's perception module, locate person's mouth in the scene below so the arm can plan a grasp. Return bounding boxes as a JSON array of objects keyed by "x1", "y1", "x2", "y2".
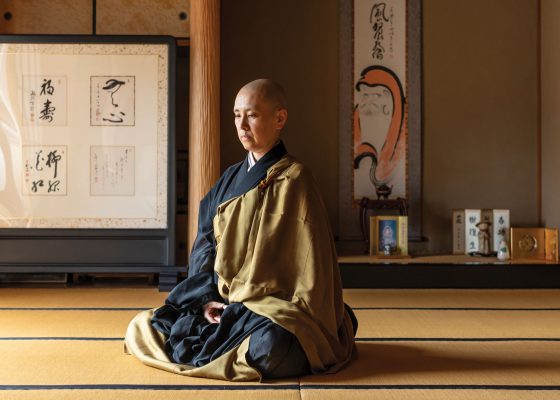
[{"x1": 239, "y1": 132, "x2": 252, "y2": 141}]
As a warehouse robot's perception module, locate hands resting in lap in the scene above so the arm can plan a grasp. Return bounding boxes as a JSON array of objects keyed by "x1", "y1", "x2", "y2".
[{"x1": 203, "y1": 301, "x2": 227, "y2": 324}]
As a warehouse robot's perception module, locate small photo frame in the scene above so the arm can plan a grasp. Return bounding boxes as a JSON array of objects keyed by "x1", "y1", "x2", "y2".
[{"x1": 370, "y1": 215, "x2": 409, "y2": 257}]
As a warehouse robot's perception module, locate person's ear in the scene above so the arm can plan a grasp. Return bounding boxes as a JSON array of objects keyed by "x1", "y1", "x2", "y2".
[{"x1": 276, "y1": 109, "x2": 288, "y2": 130}]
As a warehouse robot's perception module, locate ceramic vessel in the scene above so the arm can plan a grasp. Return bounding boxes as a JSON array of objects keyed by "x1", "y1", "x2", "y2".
[{"x1": 497, "y1": 239, "x2": 510, "y2": 261}]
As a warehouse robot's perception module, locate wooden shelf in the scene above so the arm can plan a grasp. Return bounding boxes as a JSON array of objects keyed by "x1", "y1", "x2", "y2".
[
  {"x1": 338, "y1": 254, "x2": 560, "y2": 289},
  {"x1": 339, "y1": 254, "x2": 559, "y2": 265}
]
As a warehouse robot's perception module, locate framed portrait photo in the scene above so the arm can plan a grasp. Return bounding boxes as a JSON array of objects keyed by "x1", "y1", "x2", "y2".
[{"x1": 370, "y1": 215, "x2": 409, "y2": 257}]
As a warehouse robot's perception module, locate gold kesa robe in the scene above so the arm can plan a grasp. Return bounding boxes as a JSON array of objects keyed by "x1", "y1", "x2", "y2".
[{"x1": 125, "y1": 155, "x2": 356, "y2": 381}]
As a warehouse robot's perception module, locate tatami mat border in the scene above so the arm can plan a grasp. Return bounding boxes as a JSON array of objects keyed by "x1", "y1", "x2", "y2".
[
  {"x1": 300, "y1": 385, "x2": 560, "y2": 390},
  {"x1": 0, "y1": 384, "x2": 299, "y2": 391},
  {"x1": 354, "y1": 338, "x2": 560, "y2": 342},
  {"x1": 352, "y1": 307, "x2": 560, "y2": 311},
  {"x1": 1, "y1": 384, "x2": 559, "y2": 391},
  {"x1": 0, "y1": 307, "x2": 150, "y2": 311},
  {"x1": 2, "y1": 337, "x2": 560, "y2": 342},
  {"x1": 4, "y1": 307, "x2": 560, "y2": 311},
  {"x1": 0, "y1": 337, "x2": 123, "y2": 341}
]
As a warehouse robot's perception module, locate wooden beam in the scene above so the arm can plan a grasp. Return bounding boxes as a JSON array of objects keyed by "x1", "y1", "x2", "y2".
[
  {"x1": 0, "y1": 0, "x2": 92, "y2": 34},
  {"x1": 188, "y1": 0, "x2": 220, "y2": 254}
]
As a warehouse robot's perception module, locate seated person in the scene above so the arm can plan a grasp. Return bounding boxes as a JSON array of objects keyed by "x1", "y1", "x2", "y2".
[{"x1": 125, "y1": 79, "x2": 358, "y2": 381}]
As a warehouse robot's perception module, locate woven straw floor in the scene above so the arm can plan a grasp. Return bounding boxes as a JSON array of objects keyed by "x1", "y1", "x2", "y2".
[{"x1": 1, "y1": 288, "x2": 560, "y2": 399}]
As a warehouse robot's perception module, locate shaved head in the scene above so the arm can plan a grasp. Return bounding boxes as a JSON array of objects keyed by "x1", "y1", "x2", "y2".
[
  {"x1": 233, "y1": 79, "x2": 288, "y2": 160},
  {"x1": 237, "y1": 79, "x2": 287, "y2": 111}
]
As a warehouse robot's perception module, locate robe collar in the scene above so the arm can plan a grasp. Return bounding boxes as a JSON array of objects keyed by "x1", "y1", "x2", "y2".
[{"x1": 228, "y1": 140, "x2": 288, "y2": 200}]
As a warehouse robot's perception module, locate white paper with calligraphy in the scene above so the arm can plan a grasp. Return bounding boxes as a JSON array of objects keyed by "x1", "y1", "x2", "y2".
[
  {"x1": 353, "y1": 0, "x2": 407, "y2": 201},
  {"x1": 22, "y1": 76, "x2": 68, "y2": 126},
  {"x1": 0, "y1": 43, "x2": 168, "y2": 228},
  {"x1": 90, "y1": 76, "x2": 135, "y2": 126},
  {"x1": 22, "y1": 145, "x2": 67, "y2": 196},
  {"x1": 90, "y1": 146, "x2": 135, "y2": 196}
]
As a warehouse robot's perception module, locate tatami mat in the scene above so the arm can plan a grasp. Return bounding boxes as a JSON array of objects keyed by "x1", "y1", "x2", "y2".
[
  {"x1": 2, "y1": 308, "x2": 559, "y2": 339},
  {"x1": 300, "y1": 389, "x2": 560, "y2": 400},
  {"x1": 344, "y1": 289, "x2": 560, "y2": 309},
  {"x1": 2, "y1": 340, "x2": 558, "y2": 387},
  {"x1": 1, "y1": 288, "x2": 560, "y2": 399},
  {"x1": 3, "y1": 287, "x2": 559, "y2": 309},
  {"x1": 0, "y1": 341, "x2": 298, "y2": 387},
  {"x1": 0, "y1": 310, "x2": 138, "y2": 337},
  {"x1": 302, "y1": 341, "x2": 560, "y2": 386},
  {"x1": 0, "y1": 390, "x2": 301, "y2": 400},
  {"x1": 355, "y1": 309, "x2": 560, "y2": 338},
  {"x1": 0, "y1": 288, "x2": 166, "y2": 308}
]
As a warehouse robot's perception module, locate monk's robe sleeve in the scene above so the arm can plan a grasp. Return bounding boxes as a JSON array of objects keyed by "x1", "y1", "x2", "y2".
[
  {"x1": 182, "y1": 192, "x2": 224, "y2": 306},
  {"x1": 154, "y1": 192, "x2": 223, "y2": 330}
]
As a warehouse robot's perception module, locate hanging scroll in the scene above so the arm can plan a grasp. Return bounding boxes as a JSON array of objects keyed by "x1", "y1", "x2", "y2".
[
  {"x1": 339, "y1": 0, "x2": 422, "y2": 242},
  {"x1": 353, "y1": 0, "x2": 408, "y2": 201}
]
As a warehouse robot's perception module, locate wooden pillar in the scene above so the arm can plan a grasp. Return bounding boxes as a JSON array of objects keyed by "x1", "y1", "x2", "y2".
[{"x1": 188, "y1": 0, "x2": 220, "y2": 253}]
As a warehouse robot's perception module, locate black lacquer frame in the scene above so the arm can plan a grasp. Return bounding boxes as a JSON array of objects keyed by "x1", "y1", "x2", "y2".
[{"x1": 0, "y1": 35, "x2": 179, "y2": 290}]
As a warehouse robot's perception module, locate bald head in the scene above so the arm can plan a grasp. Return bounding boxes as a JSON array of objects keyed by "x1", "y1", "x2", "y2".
[
  {"x1": 237, "y1": 79, "x2": 287, "y2": 111},
  {"x1": 233, "y1": 79, "x2": 288, "y2": 160}
]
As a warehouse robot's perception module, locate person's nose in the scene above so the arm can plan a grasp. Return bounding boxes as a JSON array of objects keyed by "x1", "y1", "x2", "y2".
[{"x1": 239, "y1": 115, "x2": 249, "y2": 131}]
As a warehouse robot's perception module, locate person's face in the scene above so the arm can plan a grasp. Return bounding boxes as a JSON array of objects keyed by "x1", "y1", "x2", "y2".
[{"x1": 233, "y1": 88, "x2": 287, "y2": 158}]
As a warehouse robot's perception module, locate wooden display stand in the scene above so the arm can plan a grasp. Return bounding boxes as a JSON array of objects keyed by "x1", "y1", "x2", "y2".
[
  {"x1": 359, "y1": 197, "x2": 408, "y2": 253},
  {"x1": 338, "y1": 254, "x2": 560, "y2": 289}
]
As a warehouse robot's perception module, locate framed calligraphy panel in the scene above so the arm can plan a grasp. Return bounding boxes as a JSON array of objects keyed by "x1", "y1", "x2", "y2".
[
  {"x1": 0, "y1": 36, "x2": 173, "y2": 229},
  {"x1": 0, "y1": 36, "x2": 176, "y2": 281},
  {"x1": 339, "y1": 0, "x2": 423, "y2": 243}
]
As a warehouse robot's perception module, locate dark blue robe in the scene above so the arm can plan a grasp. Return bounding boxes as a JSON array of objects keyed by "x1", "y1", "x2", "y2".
[{"x1": 152, "y1": 141, "x2": 312, "y2": 378}]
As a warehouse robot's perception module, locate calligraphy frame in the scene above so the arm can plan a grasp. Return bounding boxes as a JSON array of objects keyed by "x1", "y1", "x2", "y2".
[
  {"x1": 0, "y1": 35, "x2": 176, "y2": 276},
  {"x1": 338, "y1": 0, "x2": 423, "y2": 243}
]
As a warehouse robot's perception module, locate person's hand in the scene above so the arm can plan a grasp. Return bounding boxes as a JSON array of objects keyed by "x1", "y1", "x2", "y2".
[{"x1": 203, "y1": 301, "x2": 227, "y2": 324}]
